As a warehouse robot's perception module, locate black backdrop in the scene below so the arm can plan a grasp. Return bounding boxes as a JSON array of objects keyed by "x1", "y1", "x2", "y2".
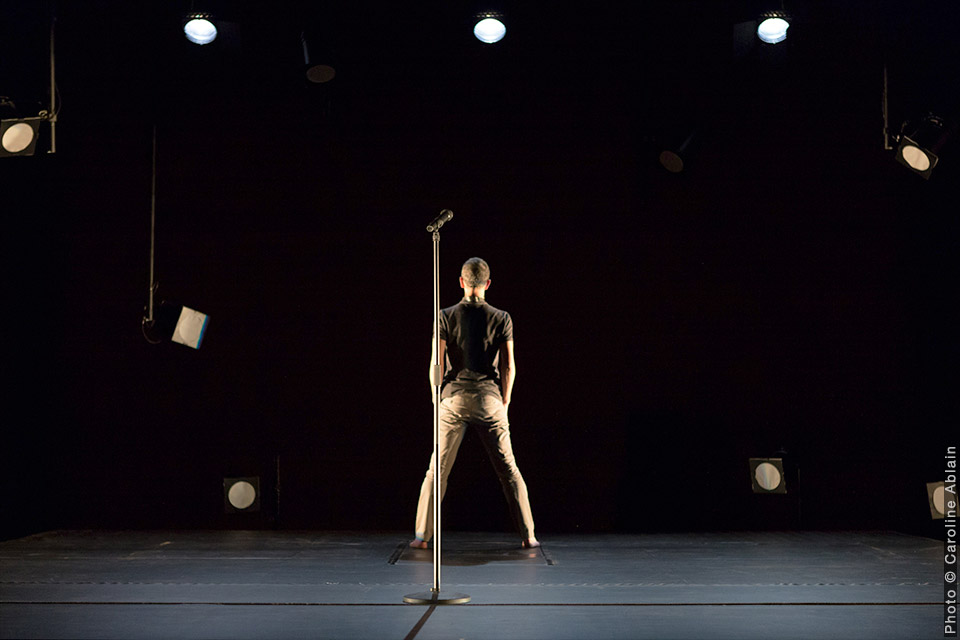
[{"x1": 2, "y1": 0, "x2": 956, "y2": 540}]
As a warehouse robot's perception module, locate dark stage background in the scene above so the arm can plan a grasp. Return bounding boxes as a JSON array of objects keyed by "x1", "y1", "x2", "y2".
[{"x1": 3, "y1": 1, "x2": 957, "y2": 541}]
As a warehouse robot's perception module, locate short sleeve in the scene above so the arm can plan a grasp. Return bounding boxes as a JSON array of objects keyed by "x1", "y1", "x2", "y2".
[
  {"x1": 501, "y1": 311, "x2": 514, "y2": 342},
  {"x1": 438, "y1": 310, "x2": 449, "y2": 342}
]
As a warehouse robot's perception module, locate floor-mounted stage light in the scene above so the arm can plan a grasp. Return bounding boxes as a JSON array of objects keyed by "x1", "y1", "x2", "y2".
[
  {"x1": 184, "y1": 13, "x2": 217, "y2": 45},
  {"x1": 0, "y1": 117, "x2": 43, "y2": 157},
  {"x1": 474, "y1": 12, "x2": 506, "y2": 44},
  {"x1": 895, "y1": 115, "x2": 953, "y2": 180},
  {"x1": 224, "y1": 477, "x2": 260, "y2": 513},
  {"x1": 750, "y1": 458, "x2": 787, "y2": 493},
  {"x1": 926, "y1": 482, "x2": 946, "y2": 520},
  {"x1": 757, "y1": 11, "x2": 790, "y2": 44}
]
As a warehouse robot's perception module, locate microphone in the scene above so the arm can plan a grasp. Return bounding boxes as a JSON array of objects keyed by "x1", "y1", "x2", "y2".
[{"x1": 426, "y1": 209, "x2": 453, "y2": 232}]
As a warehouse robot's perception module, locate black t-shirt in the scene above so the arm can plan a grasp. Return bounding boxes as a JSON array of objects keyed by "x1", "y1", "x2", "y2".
[{"x1": 438, "y1": 297, "x2": 513, "y2": 399}]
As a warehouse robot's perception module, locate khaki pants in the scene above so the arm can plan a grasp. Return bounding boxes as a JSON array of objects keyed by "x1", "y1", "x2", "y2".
[{"x1": 414, "y1": 391, "x2": 536, "y2": 542}]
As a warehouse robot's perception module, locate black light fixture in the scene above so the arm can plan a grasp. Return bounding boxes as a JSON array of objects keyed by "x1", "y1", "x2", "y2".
[
  {"x1": 659, "y1": 130, "x2": 698, "y2": 173},
  {"x1": 0, "y1": 116, "x2": 43, "y2": 157},
  {"x1": 750, "y1": 457, "x2": 787, "y2": 493},
  {"x1": 301, "y1": 30, "x2": 336, "y2": 84},
  {"x1": 894, "y1": 114, "x2": 954, "y2": 180},
  {"x1": 883, "y1": 64, "x2": 957, "y2": 179},
  {"x1": 224, "y1": 477, "x2": 260, "y2": 513}
]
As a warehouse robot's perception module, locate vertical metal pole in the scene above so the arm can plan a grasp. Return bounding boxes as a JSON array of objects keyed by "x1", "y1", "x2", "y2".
[
  {"x1": 147, "y1": 126, "x2": 157, "y2": 323},
  {"x1": 275, "y1": 454, "x2": 281, "y2": 527},
  {"x1": 882, "y1": 64, "x2": 893, "y2": 150},
  {"x1": 431, "y1": 229, "x2": 442, "y2": 592},
  {"x1": 141, "y1": 125, "x2": 162, "y2": 343},
  {"x1": 48, "y1": 9, "x2": 57, "y2": 154}
]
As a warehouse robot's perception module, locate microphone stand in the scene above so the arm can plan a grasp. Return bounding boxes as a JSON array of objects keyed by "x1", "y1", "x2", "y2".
[{"x1": 404, "y1": 223, "x2": 469, "y2": 606}]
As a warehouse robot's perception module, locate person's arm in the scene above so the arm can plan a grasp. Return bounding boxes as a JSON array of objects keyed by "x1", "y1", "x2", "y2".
[
  {"x1": 430, "y1": 338, "x2": 446, "y2": 400},
  {"x1": 498, "y1": 339, "x2": 516, "y2": 410}
]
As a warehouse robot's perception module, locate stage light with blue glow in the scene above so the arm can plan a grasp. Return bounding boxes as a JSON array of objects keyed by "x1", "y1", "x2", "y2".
[
  {"x1": 184, "y1": 14, "x2": 217, "y2": 45},
  {"x1": 757, "y1": 15, "x2": 789, "y2": 44},
  {"x1": 474, "y1": 16, "x2": 506, "y2": 44}
]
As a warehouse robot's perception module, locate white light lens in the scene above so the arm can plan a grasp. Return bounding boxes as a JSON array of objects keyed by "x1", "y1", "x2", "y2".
[
  {"x1": 184, "y1": 17, "x2": 218, "y2": 45},
  {"x1": 172, "y1": 306, "x2": 209, "y2": 349},
  {"x1": 2, "y1": 122, "x2": 35, "y2": 153},
  {"x1": 901, "y1": 145, "x2": 931, "y2": 172},
  {"x1": 933, "y1": 485, "x2": 945, "y2": 515},
  {"x1": 227, "y1": 481, "x2": 257, "y2": 510},
  {"x1": 474, "y1": 18, "x2": 506, "y2": 44},
  {"x1": 754, "y1": 462, "x2": 782, "y2": 491},
  {"x1": 757, "y1": 17, "x2": 789, "y2": 44}
]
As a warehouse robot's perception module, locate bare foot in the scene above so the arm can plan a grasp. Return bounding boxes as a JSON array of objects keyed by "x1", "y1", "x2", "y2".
[
  {"x1": 409, "y1": 538, "x2": 428, "y2": 549},
  {"x1": 521, "y1": 538, "x2": 541, "y2": 549}
]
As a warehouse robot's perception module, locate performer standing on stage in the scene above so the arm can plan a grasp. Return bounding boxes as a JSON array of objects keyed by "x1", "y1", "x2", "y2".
[{"x1": 410, "y1": 257, "x2": 539, "y2": 550}]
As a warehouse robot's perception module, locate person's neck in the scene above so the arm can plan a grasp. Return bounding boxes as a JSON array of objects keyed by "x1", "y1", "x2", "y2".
[{"x1": 462, "y1": 287, "x2": 486, "y2": 301}]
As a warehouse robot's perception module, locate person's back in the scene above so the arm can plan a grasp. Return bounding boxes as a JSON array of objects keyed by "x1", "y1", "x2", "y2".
[{"x1": 440, "y1": 298, "x2": 512, "y2": 397}]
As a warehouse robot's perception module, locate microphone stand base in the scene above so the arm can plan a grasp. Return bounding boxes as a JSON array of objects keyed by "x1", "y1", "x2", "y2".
[{"x1": 403, "y1": 590, "x2": 471, "y2": 605}]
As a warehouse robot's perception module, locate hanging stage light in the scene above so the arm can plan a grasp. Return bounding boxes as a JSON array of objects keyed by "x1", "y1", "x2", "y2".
[
  {"x1": 184, "y1": 13, "x2": 218, "y2": 45},
  {"x1": 895, "y1": 115, "x2": 954, "y2": 179},
  {"x1": 0, "y1": 117, "x2": 43, "y2": 157},
  {"x1": 659, "y1": 130, "x2": 698, "y2": 173},
  {"x1": 140, "y1": 127, "x2": 210, "y2": 349},
  {"x1": 143, "y1": 300, "x2": 210, "y2": 349},
  {"x1": 757, "y1": 12, "x2": 790, "y2": 44},
  {"x1": 474, "y1": 12, "x2": 506, "y2": 44},
  {"x1": 1, "y1": 7, "x2": 59, "y2": 157},
  {"x1": 301, "y1": 30, "x2": 336, "y2": 83}
]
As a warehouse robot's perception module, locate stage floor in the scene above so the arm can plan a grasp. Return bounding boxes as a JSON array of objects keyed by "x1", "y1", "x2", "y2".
[{"x1": 0, "y1": 530, "x2": 944, "y2": 639}]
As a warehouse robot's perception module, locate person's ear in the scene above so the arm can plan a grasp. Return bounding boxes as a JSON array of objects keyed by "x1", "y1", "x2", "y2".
[
  {"x1": 484, "y1": 279, "x2": 491, "y2": 290},
  {"x1": 459, "y1": 276, "x2": 466, "y2": 288}
]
